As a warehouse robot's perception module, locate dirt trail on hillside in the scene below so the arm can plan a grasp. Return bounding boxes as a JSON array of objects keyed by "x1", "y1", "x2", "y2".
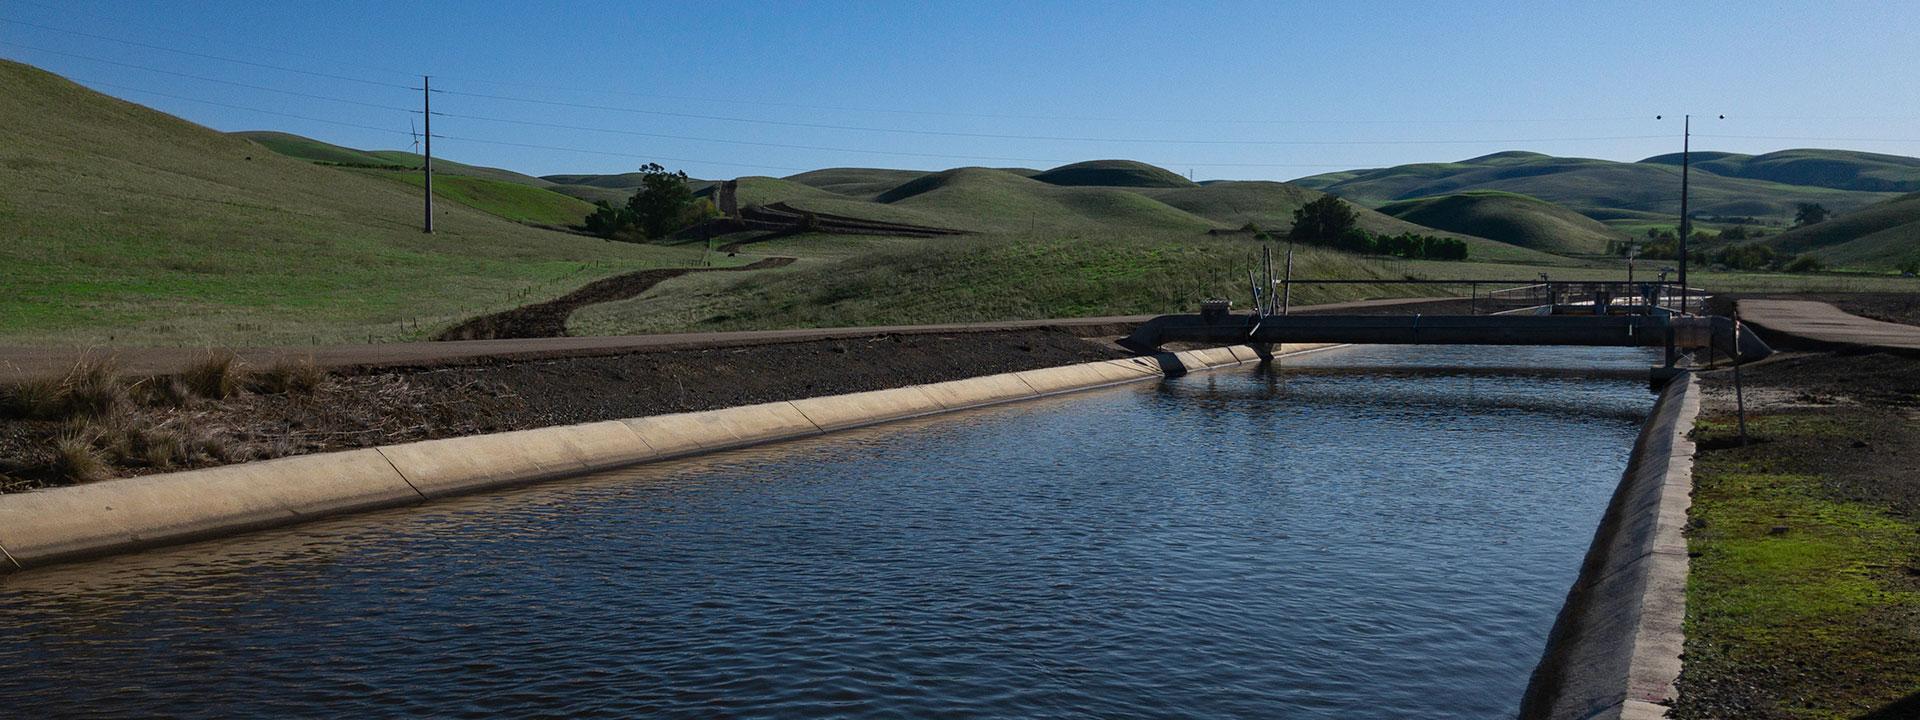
[{"x1": 436, "y1": 257, "x2": 795, "y2": 341}]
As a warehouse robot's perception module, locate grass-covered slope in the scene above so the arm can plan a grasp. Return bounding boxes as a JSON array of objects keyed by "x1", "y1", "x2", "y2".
[
  {"x1": 0, "y1": 60, "x2": 704, "y2": 346},
  {"x1": 362, "y1": 170, "x2": 598, "y2": 227},
  {"x1": 1293, "y1": 151, "x2": 1900, "y2": 223},
  {"x1": 1030, "y1": 160, "x2": 1197, "y2": 188},
  {"x1": 238, "y1": 130, "x2": 597, "y2": 226},
  {"x1": 1758, "y1": 191, "x2": 1920, "y2": 269},
  {"x1": 872, "y1": 167, "x2": 1215, "y2": 232},
  {"x1": 1377, "y1": 190, "x2": 1622, "y2": 255},
  {"x1": 784, "y1": 168, "x2": 931, "y2": 199},
  {"x1": 1641, "y1": 148, "x2": 1920, "y2": 193},
  {"x1": 233, "y1": 131, "x2": 556, "y2": 187}
]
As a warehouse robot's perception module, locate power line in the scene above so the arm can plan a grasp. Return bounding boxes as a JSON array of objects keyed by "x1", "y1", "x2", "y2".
[
  {"x1": 9, "y1": 0, "x2": 423, "y2": 79},
  {"x1": 434, "y1": 88, "x2": 1671, "y2": 146},
  {"x1": 428, "y1": 73, "x2": 1647, "y2": 127},
  {"x1": 0, "y1": 17, "x2": 417, "y2": 90},
  {"x1": 74, "y1": 77, "x2": 415, "y2": 136},
  {"x1": 429, "y1": 134, "x2": 811, "y2": 173},
  {"x1": 428, "y1": 110, "x2": 1066, "y2": 164},
  {"x1": 1695, "y1": 133, "x2": 1920, "y2": 143},
  {"x1": 0, "y1": 41, "x2": 418, "y2": 113}
]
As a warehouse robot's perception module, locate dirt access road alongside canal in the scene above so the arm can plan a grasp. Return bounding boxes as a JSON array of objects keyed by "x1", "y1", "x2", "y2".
[{"x1": 1673, "y1": 313, "x2": 1920, "y2": 719}]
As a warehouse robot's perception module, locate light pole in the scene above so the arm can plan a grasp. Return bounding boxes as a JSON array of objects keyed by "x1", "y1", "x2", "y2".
[{"x1": 1656, "y1": 113, "x2": 1722, "y2": 314}]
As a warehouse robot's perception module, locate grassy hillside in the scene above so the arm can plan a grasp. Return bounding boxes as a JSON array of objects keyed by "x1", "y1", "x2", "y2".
[
  {"x1": 1757, "y1": 191, "x2": 1920, "y2": 269},
  {"x1": 1029, "y1": 160, "x2": 1197, "y2": 188},
  {"x1": 571, "y1": 233, "x2": 1430, "y2": 335},
  {"x1": 1377, "y1": 190, "x2": 1622, "y2": 255},
  {"x1": 234, "y1": 131, "x2": 555, "y2": 187},
  {"x1": 240, "y1": 130, "x2": 597, "y2": 226},
  {"x1": 361, "y1": 170, "x2": 597, "y2": 227},
  {"x1": 873, "y1": 167, "x2": 1216, "y2": 232},
  {"x1": 1641, "y1": 148, "x2": 1920, "y2": 193},
  {"x1": 1293, "y1": 151, "x2": 1899, "y2": 224},
  {"x1": 785, "y1": 168, "x2": 930, "y2": 198},
  {"x1": 0, "y1": 60, "x2": 705, "y2": 346}
]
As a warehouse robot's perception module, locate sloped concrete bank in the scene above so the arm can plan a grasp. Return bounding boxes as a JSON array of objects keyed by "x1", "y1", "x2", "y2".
[
  {"x1": 0, "y1": 344, "x2": 1329, "y2": 574},
  {"x1": 1519, "y1": 374, "x2": 1700, "y2": 720}
]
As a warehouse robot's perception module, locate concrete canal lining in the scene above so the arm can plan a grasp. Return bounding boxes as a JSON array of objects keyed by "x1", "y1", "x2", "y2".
[
  {"x1": 1519, "y1": 374, "x2": 1699, "y2": 720},
  {"x1": 0, "y1": 343, "x2": 1329, "y2": 573}
]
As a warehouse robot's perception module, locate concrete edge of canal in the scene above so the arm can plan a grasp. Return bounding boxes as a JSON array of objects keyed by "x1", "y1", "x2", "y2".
[
  {"x1": 0, "y1": 343, "x2": 1334, "y2": 574},
  {"x1": 1519, "y1": 373, "x2": 1699, "y2": 720}
]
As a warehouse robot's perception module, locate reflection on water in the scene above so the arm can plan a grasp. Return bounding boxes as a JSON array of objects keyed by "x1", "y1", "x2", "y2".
[{"x1": 0, "y1": 345, "x2": 1657, "y2": 719}]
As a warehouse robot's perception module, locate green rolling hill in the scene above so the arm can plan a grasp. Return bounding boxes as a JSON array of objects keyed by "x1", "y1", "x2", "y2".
[
  {"x1": 1377, "y1": 191, "x2": 1623, "y2": 255},
  {"x1": 1293, "y1": 150, "x2": 1903, "y2": 225},
  {"x1": 1640, "y1": 148, "x2": 1920, "y2": 193},
  {"x1": 0, "y1": 60, "x2": 705, "y2": 345},
  {"x1": 1756, "y1": 191, "x2": 1920, "y2": 269},
  {"x1": 236, "y1": 131, "x2": 598, "y2": 227},
  {"x1": 1028, "y1": 159, "x2": 1197, "y2": 188}
]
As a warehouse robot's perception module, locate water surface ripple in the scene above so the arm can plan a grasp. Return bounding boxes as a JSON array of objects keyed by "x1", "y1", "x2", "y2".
[{"x1": 0, "y1": 345, "x2": 1658, "y2": 718}]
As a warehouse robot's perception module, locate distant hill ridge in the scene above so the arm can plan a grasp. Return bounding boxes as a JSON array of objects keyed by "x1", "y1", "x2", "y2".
[
  {"x1": 1377, "y1": 191, "x2": 1622, "y2": 255},
  {"x1": 1293, "y1": 149, "x2": 1912, "y2": 224}
]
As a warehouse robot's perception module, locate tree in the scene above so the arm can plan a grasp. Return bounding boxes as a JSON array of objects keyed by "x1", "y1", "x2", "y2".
[
  {"x1": 1794, "y1": 202, "x2": 1830, "y2": 227},
  {"x1": 582, "y1": 201, "x2": 634, "y2": 240},
  {"x1": 628, "y1": 163, "x2": 699, "y2": 239},
  {"x1": 1289, "y1": 195, "x2": 1358, "y2": 244}
]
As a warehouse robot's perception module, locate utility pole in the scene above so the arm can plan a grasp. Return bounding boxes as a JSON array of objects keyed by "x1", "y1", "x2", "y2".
[
  {"x1": 1678, "y1": 114, "x2": 1689, "y2": 314},
  {"x1": 1660, "y1": 113, "x2": 1723, "y2": 315},
  {"x1": 422, "y1": 75, "x2": 433, "y2": 234}
]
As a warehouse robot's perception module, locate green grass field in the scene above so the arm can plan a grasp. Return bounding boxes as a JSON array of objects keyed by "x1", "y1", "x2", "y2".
[
  {"x1": 1294, "y1": 150, "x2": 1900, "y2": 225},
  {"x1": 1377, "y1": 190, "x2": 1624, "y2": 255},
  {"x1": 360, "y1": 169, "x2": 598, "y2": 227},
  {"x1": 0, "y1": 60, "x2": 705, "y2": 346}
]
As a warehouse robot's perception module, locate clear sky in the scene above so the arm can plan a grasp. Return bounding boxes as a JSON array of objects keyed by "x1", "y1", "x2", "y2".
[{"x1": 4, "y1": 0, "x2": 1916, "y2": 181}]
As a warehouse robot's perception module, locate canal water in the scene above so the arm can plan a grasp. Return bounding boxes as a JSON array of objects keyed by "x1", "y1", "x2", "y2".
[{"x1": 0, "y1": 345, "x2": 1659, "y2": 719}]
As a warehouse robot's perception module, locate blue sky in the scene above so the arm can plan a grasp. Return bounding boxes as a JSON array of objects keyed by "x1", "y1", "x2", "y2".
[{"x1": 4, "y1": 0, "x2": 1916, "y2": 181}]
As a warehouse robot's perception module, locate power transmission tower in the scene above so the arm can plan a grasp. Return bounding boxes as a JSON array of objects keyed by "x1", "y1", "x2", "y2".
[{"x1": 422, "y1": 75, "x2": 433, "y2": 234}]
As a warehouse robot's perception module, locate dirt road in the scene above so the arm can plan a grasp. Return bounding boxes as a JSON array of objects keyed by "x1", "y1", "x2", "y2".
[
  {"x1": 0, "y1": 296, "x2": 1470, "y2": 383},
  {"x1": 1738, "y1": 299, "x2": 1920, "y2": 356}
]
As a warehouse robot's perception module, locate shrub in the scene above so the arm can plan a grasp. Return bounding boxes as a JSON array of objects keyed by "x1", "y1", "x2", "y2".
[
  {"x1": 252, "y1": 357, "x2": 326, "y2": 395},
  {"x1": 0, "y1": 376, "x2": 65, "y2": 420},
  {"x1": 181, "y1": 351, "x2": 246, "y2": 399},
  {"x1": 62, "y1": 358, "x2": 126, "y2": 418},
  {"x1": 1783, "y1": 254, "x2": 1826, "y2": 273},
  {"x1": 51, "y1": 433, "x2": 108, "y2": 484},
  {"x1": 135, "y1": 377, "x2": 195, "y2": 408}
]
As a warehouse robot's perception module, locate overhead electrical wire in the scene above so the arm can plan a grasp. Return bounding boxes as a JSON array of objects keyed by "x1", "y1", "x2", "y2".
[
  {"x1": 8, "y1": 0, "x2": 423, "y2": 79},
  {"x1": 429, "y1": 134, "x2": 812, "y2": 173},
  {"x1": 73, "y1": 78, "x2": 418, "y2": 136},
  {"x1": 0, "y1": 17, "x2": 418, "y2": 90},
  {"x1": 0, "y1": 41, "x2": 418, "y2": 113}
]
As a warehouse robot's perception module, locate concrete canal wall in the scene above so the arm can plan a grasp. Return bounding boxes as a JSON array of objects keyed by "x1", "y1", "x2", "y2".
[
  {"x1": 0, "y1": 344, "x2": 1328, "y2": 574},
  {"x1": 1519, "y1": 374, "x2": 1699, "y2": 720}
]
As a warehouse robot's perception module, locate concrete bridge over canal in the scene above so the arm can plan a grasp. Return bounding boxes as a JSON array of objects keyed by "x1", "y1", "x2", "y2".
[{"x1": 1117, "y1": 279, "x2": 1776, "y2": 370}]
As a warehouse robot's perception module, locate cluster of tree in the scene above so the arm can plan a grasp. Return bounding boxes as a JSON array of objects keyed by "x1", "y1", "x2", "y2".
[
  {"x1": 1260, "y1": 196, "x2": 1468, "y2": 261},
  {"x1": 1794, "y1": 202, "x2": 1830, "y2": 227},
  {"x1": 582, "y1": 163, "x2": 718, "y2": 241},
  {"x1": 1626, "y1": 227, "x2": 1824, "y2": 272},
  {"x1": 1717, "y1": 224, "x2": 1768, "y2": 241}
]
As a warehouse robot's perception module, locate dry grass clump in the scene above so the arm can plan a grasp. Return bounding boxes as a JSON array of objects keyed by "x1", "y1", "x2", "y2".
[
  {"x1": 133, "y1": 376, "x2": 195, "y2": 408},
  {"x1": 0, "y1": 358, "x2": 126, "y2": 420},
  {"x1": 251, "y1": 356, "x2": 326, "y2": 395},
  {"x1": 63, "y1": 359, "x2": 127, "y2": 417},
  {"x1": 51, "y1": 432, "x2": 109, "y2": 484},
  {"x1": 180, "y1": 351, "x2": 246, "y2": 399},
  {"x1": 0, "y1": 375, "x2": 65, "y2": 419}
]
